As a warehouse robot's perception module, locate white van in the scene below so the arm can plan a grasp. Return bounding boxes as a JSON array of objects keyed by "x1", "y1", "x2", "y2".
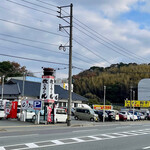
[
  {"x1": 0, "y1": 109, "x2": 5, "y2": 119},
  {"x1": 55, "y1": 108, "x2": 67, "y2": 123}
]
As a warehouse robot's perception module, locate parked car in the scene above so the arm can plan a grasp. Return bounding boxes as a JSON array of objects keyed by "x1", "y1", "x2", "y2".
[
  {"x1": 71, "y1": 108, "x2": 76, "y2": 116},
  {"x1": 147, "y1": 113, "x2": 150, "y2": 120},
  {"x1": 128, "y1": 112, "x2": 138, "y2": 121},
  {"x1": 105, "y1": 110, "x2": 115, "y2": 121},
  {"x1": 18, "y1": 109, "x2": 35, "y2": 121},
  {"x1": 74, "y1": 107, "x2": 98, "y2": 122},
  {"x1": 0, "y1": 109, "x2": 5, "y2": 120},
  {"x1": 119, "y1": 112, "x2": 127, "y2": 121},
  {"x1": 55, "y1": 108, "x2": 67, "y2": 123},
  {"x1": 94, "y1": 110, "x2": 108, "y2": 121},
  {"x1": 119, "y1": 111, "x2": 130, "y2": 121},
  {"x1": 139, "y1": 112, "x2": 145, "y2": 120},
  {"x1": 140, "y1": 112, "x2": 147, "y2": 120}
]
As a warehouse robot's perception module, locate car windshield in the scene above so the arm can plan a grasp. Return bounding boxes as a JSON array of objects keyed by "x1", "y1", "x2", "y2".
[
  {"x1": 90, "y1": 109, "x2": 95, "y2": 115},
  {"x1": 121, "y1": 112, "x2": 126, "y2": 114}
]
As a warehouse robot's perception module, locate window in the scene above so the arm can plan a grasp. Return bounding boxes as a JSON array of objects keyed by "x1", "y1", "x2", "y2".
[{"x1": 63, "y1": 102, "x2": 66, "y2": 107}]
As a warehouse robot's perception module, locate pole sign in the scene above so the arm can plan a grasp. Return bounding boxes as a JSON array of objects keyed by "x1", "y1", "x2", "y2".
[
  {"x1": 40, "y1": 76, "x2": 58, "y2": 102},
  {"x1": 93, "y1": 105, "x2": 112, "y2": 110},
  {"x1": 125, "y1": 100, "x2": 150, "y2": 107},
  {"x1": 33, "y1": 100, "x2": 42, "y2": 110},
  {"x1": 21, "y1": 100, "x2": 42, "y2": 111}
]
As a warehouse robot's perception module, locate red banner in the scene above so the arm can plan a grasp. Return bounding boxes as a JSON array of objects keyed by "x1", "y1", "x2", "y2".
[{"x1": 47, "y1": 106, "x2": 52, "y2": 123}]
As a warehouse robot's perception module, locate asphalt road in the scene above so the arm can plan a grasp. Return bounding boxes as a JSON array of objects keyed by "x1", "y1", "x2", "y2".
[{"x1": 1, "y1": 119, "x2": 150, "y2": 150}]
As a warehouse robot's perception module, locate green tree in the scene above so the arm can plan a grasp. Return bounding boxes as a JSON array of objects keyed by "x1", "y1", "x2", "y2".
[{"x1": 0, "y1": 61, "x2": 32, "y2": 79}]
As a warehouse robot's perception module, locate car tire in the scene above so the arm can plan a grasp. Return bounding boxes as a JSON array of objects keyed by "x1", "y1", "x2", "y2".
[
  {"x1": 32, "y1": 115, "x2": 36, "y2": 122},
  {"x1": 90, "y1": 118, "x2": 94, "y2": 122},
  {"x1": 74, "y1": 116, "x2": 78, "y2": 120}
]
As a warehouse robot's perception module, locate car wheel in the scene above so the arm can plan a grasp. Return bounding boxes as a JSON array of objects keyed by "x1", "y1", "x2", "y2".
[
  {"x1": 32, "y1": 115, "x2": 36, "y2": 122},
  {"x1": 90, "y1": 118, "x2": 94, "y2": 122},
  {"x1": 75, "y1": 116, "x2": 78, "y2": 120}
]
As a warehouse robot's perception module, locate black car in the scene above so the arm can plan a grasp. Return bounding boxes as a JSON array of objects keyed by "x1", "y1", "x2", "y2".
[
  {"x1": 94, "y1": 110, "x2": 108, "y2": 121},
  {"x1": 105, "y1": 110, "x2": 115, "y2": 121}
]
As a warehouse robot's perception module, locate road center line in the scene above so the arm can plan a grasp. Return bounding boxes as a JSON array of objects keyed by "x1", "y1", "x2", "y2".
[
  {"x1": 0, "y1": 134, "x2": 38, "y2": 139},
  {"x1": 72, "y1": 129, "x2": 98, "y2": 133}
]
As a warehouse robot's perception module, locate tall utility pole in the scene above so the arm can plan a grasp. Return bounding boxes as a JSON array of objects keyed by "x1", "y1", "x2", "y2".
[
  {"x1": 1, "y1": 75, "x2": 5, "y2": 100},
  {"x1": 103, "y1": 86, "x2": 106, "y2": 122},
  {"x1": 22, "y1": 72, "x2": 26, "y2": 98},
  {"x1": 57, "y1": 4, "x2": 73, "y2": 126}
]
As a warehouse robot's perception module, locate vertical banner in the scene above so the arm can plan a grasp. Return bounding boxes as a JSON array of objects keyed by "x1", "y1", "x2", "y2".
[
  {"x1": 40, "y1": 76, "x2": 58, "y2": 101},
  {"x1": 47, "y1": 106, "x2": 52, "y2": 123},
  {"x1": 40, "y1": 76, "x2": 55, "y2": 100}
]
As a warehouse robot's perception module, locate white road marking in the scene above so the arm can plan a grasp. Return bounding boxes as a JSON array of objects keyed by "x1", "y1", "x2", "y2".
[
  {"x1": 101, "y1": 134, "x2": 116, "y2": 138},
  {"x1": 1, "y1": 129, "x2": 150, "y2": 150},
  {"x1": 143, "y1": 146, "x2": 150, "y2": 149},
  {"x1": 0, "y1": 134, "x2": 38, "y2": 139},
  {"x1": 122, "y1": 131, "x2": 138, "y2": 135},
  {"x1": 25, "y1": 143, "x2": 39, "y2": 148},
  {"x1": 88, "y1": 136, "x2": 102, "y2": 140},
  {"x1": 71, "y1": 138, "x2": 84, "y2": 142},
  {"x1": 111, "y1": 133, "x2": 128, "y2": 137},
  {"x1": 51, "y1": 140, "x2": 64, "y2": 145}
]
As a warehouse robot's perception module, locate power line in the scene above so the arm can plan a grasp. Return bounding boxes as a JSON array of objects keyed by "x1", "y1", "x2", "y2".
[
  {"x1": 74, "y1": 39, "x2": 111, "y2": 65},
  {"x1": 73, "y1": 22, "x2": 146, "y2": 63},
  {"x1": 73, "y1": 26, "x2": 142, "y2": 63},
  {"x1": 5, "y1": 0, "x2": 56, "y2": 16},
  {"x1": 0, "y1": 39, "x2": 93, "y2": 66},
  {"x1": 0, "y1": 38, "x2": 68, "y2": 55},
  {"x1": 36, "y1": 0, "x2": 57, "y2": 8},
  {"x1": 73, "y1": 17, "x2": 148, "y2": 62},
  {"x1": 0, "y1": 53, "x2": 84, "y2": 70},
  {"x1": 73, "y1": 51, "x2": 101, "y2": 65},
  {"x1": 19, "y1": 0, "x2": 57, "y2": 12},
  {"x1": 62, "y1": 10, "x2": 147, "y2": 62},
  {"x1": 0, "y1": 5, "x2": 43, "y2": 22},
  {"x1": 0, "y1": 18, "x2": 68, "y2": 37},
  {"x1": 0, "y1": 53, "x2": 68, "y2": 66},
  {"x1": 0, "y1": 33, "x2": 59, "y2": 46}
]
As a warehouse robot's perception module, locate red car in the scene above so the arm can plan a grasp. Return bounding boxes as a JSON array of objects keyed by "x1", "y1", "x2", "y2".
[{"x1": 119, "y1": 113, "x2": 127, "y2": 121}]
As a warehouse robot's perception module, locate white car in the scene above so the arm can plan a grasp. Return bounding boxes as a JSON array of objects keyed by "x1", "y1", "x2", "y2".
[
  {"x1": 128, "y1": 112, "x2": 138, "y2": 121},
  {"x1": 55, "y1": 108, "x2": 67, "y2": 123},
  {"x1": 0, "y1": 109, "x2": 5, "y2": 119},
  {"x1": 18, "y1": 109, "x2": 35, "y2": 121}
]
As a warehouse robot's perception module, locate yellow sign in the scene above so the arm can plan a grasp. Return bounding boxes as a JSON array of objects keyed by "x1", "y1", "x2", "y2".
[
  {"x1": 93, "y1": 105, "x2": 112, "y2": 110},
  {"x1": 125, "y1": 100, "x2": 150, "y2": 107}
]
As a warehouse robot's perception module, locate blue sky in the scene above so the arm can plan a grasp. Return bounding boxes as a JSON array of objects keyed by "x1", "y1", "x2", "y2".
[{"x1": 0, "y1": 0, "x2": 150, "y2": 79}]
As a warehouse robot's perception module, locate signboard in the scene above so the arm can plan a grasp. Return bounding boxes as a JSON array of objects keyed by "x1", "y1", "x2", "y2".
[
  {"x1": 21, "y1": 100, "x2": 42, "y2": 111},
  {"x1": 5, "y1": 101, "x2": 11, "y2": 115},
  {"x1": 125, "y1": 100, "x2": 150, "y2": 107},
  {"x1": 93, "y1": 105, "x2": 112, "y2": 110},
  {"x1": 40, "y1": 76, "x2": 58, "y2": 102}
]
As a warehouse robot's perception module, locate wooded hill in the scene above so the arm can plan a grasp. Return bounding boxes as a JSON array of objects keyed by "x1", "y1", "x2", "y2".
[{"x1": 73, "y1": 63, "x2": 150, "y2": 105}]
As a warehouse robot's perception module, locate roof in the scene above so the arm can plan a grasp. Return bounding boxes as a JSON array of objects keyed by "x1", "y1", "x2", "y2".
[
  {"x1": 9, "y1": 79, "x2": 88, "y2": 102},
  {"x1": 0, "y1": 83, "x2": 20, "y2": 95}
]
